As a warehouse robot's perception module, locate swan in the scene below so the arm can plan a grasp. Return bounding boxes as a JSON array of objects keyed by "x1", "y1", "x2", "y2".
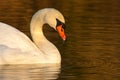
[{"x1": 0, "y1": 8, "x2": 66, "y2": 64}]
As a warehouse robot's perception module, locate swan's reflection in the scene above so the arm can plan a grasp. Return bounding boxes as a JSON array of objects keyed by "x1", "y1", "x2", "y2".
[{"x1": 0, "y1": 64, "x2": 61, "y2": 80}]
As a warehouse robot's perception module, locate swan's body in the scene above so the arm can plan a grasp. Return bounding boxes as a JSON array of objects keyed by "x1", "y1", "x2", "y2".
[{"x1": 0, "y1": 8, "x2": 66, "y2": 64}]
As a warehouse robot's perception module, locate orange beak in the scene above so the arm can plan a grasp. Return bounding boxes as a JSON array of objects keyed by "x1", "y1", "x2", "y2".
[{"x1": 57, "y1": 25, "x2": 66, "y2": 41}]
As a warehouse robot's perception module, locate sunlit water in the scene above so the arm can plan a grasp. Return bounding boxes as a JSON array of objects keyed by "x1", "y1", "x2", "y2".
[{"x1": 0, "y1": 0, "x2": 120, "y2": 80}]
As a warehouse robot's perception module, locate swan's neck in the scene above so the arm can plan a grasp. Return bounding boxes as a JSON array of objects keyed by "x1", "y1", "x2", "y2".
[{"x1": 30, "y1": 12, "x2": 61, "y2": 63}]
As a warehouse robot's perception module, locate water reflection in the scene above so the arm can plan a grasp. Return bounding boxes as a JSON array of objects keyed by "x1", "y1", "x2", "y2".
[{"x1": 0, "y1": 64, "x2": 60, "y2": 80}]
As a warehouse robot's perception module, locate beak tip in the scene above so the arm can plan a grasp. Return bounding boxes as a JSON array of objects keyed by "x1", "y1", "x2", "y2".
[
  {"x1": 63, "y1": 39, "x2": 66, "y2": 41},
  {"x1": 62, "y1": 36, "x2": 66, "y2": 41}
]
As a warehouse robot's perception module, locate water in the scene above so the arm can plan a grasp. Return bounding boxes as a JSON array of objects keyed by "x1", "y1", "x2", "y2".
[
  {"x1": 0, "y1": 0, "x2": 120, "y2": 80},
  {"x1": 0, "y1": 64, "x2": 61, "y2": 80}
]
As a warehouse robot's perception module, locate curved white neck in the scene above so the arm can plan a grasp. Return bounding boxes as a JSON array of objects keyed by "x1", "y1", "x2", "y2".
[{"x1": 30, "y1": 11, "x2": 61, "y2": 63}]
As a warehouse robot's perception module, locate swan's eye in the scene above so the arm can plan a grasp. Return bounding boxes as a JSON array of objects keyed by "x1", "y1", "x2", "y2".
[
  {"x1": 56, "y1": 18, "x2": 65, "y2": 29},
  {"x1": 62, "y1": 24, "x2": 66, "y2": 30}
]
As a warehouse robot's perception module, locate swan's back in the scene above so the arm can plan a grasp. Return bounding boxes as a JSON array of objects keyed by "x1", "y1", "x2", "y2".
[
  {"x1": 0, "y1": 22, "x2": 44, "y2": 64},
  {"x1": 0, "y1": 22, "x2": 37, "y2": 52}
]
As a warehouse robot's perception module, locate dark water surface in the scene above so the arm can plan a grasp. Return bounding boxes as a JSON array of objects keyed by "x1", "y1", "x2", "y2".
[{"x1": 0, "y1": 0, "x2": 120, "y2": 80}]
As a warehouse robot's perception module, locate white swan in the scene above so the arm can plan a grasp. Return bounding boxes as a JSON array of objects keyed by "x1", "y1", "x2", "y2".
[{"x1": 0, "y1": 8, "x2": 66, "y2": 64}]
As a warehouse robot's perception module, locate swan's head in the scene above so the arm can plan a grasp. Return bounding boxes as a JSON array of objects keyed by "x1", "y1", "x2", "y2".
[{"x1": 43, "y1": 8, "x2": 66, "y2": 41}]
